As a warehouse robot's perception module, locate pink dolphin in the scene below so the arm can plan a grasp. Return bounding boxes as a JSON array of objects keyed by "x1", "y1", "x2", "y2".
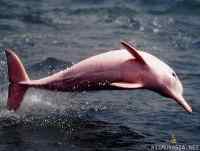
[{"x1": 5, "y1": 41, "x2": 192, "y2": 112}]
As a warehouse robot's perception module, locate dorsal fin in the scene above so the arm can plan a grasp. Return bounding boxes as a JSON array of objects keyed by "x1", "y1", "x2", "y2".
[{"x1": 121, "y1": 41, "x2": 146, "y2": 65}]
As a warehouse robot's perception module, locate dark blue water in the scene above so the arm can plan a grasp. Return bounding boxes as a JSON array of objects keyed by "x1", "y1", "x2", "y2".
[{"x1": 0, "y1": 0, "x2": 200, "y2": 150}]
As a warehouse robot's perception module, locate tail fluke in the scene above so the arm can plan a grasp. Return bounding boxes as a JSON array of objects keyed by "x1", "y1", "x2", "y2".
[
  {"x1": 5, "y1": 49, "x2": 30, "y2": 111},
  {"x1": 7, "y1": 84, "x2": 28, "y2": 110}
]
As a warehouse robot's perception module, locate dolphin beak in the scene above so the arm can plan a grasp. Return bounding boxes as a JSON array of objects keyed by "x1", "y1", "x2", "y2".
[{"x1": 173, "y1": 94, "x2": 192, "y2": 113}]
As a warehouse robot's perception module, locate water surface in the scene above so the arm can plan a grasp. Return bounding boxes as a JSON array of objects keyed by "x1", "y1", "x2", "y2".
[{"x1": 0, "y1": 0, "x2": 200, "y2": 150}]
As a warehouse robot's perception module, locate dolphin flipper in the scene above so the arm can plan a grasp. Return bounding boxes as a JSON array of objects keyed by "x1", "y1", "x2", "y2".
[{"x1": 111, "y1": 82, "x2": 143, "y2": 89}]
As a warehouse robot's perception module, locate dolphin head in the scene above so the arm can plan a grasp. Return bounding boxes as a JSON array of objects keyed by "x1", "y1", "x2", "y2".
[
  {"x1": 148, "y1": 58, "x2": 192, "y2": 113},
  {"x1": 121, "y1": 41, "x2": 192, "y2": 113}
]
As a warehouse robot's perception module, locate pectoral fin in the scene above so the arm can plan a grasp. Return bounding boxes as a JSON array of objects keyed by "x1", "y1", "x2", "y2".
[{"x1": 110, "y1": 82, "x2": 143, "y2": 89}]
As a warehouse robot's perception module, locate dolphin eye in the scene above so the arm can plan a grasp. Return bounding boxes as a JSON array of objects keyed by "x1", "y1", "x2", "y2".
[{"x1": 172, "y1": 72, "x2": 176, "y2": 79}]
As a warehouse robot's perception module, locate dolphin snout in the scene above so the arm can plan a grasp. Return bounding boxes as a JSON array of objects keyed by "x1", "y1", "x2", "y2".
[{"x1": 173, "y1": 95, "x2": 192, "y2": 113}]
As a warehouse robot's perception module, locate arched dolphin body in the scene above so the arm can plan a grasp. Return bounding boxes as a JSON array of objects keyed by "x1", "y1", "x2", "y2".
[{"x1": 5, "y1": 41, "x2": 192, "y2": 112}]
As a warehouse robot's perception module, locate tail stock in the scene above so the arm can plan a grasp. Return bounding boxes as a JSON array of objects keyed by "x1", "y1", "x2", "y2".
[{"x1": 5, "y1": 49, "x2": 30, "y2": 111}]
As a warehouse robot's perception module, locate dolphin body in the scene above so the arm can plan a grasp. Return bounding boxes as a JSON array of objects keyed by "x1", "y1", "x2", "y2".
[{"x1": 5, "y1": 41, "x2": 192, "y2": 112}]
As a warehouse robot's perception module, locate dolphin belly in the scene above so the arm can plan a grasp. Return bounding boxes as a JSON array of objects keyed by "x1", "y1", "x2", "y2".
[{"x1": 26, "y1": 67, "x2": 122, "y2": 91}]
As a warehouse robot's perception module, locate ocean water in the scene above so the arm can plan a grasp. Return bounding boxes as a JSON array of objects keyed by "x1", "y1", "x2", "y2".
[{"x1": 0, "y1": 0, "x2": 200, "y2": 150}]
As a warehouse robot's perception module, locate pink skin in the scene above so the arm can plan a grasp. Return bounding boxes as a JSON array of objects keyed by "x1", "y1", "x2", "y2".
[
  {"x1": 26, "y1": 49, "x2": 143, "y2": 90},
  {"x1": 5, "y1": 41, "x2": 192, "y2": 112}
]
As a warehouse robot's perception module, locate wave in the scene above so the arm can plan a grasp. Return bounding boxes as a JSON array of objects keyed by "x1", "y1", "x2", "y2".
[
  {"x1": 0, "y1": 0, "x2": 199, "y2": 31},
  {"x1": 0, "y1": 108, "x2": 150, "y2": 150},
  {"x1": 27, "y1": 57, "x2": 71, "y2": 78},
  {"x1": 29, "y1": 57, "x2": 71, "y2": 72},
  {"x1": 139, "y1": 0, "x2": 200, "y2": 15}
]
